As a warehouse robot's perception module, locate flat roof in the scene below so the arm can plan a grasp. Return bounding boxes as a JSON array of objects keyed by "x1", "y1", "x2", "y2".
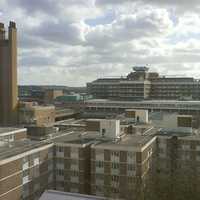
[
  {"x1": 157, "y1": 133, "x2": 200, "y2": 141},
  {"x1": 86, "y1": 99, "x2": 200, "y2": 104},
  {"x1": 0, "y1": 139, "x2": 52, "y2": 162},
  {"x1": 53, "y1": 131, "x2": 103, "y2": 146},
  {"x1": 53, "y1": 125, "x2": 157, "y2": 150},
  {"x1": 0, "y1": 129, "x2": 76, "y2": 161},
  {"x1": 39, "y1": 190, "x2": 108, "y2": 200},
  {"x1": 0, "y1": 127, "x2": 26, "y2": 135},
  {"x1": 92, "y1": 132, "x2": 156, "y2": 151}
]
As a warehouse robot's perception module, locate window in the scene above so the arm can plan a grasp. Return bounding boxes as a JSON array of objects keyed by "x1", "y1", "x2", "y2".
[
  {"x1": 111, "y1": 175, "x2": 119, "y2": 182},
  {"x1": 57, "y1": 169, "x2": 64, "y2": 176},
  {"x1": 112, "y1": 187, "x2": 119, "y2": 193},
  {"x1": 102, "y1": 128, "x2": 106, "y2": 136},
  {"x1": 58, "y1": 146, "x2": 64, "y2": 152},
  {"x1": 127, "y1": 152, "x2": 135, "y2": 158},
  {"x1": 96, "y1": 161, "x2": 104, "y2": 168},
  {"x1": 111, "y1": 162, "x2": 119, "y2": 169},
  {"x1": 23, "y1": 156, "x2": 28, "y2": 164},
  {"x1": 148, "y1": 148, "x2": 153, "y2": 157},
  {"x1": 23, "y1": 170, "x2": 29, "y2": 177},
  {"x1": 56, "y1": 158, "x2": 64, "y2": 169},
  {"x1": 71, "y1": 170, "x2": 79, "y2": 182},
  {"x1": 111, "y1": 151, "x2": 119, "y2": 157},
  {"x1": 127, "y1": 164, "x2": 135, "y2": 171}
]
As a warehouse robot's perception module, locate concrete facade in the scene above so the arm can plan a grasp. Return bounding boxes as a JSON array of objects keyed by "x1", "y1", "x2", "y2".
[{"x1": 87, "y1": 67, "x2": 200, "y2": 101}]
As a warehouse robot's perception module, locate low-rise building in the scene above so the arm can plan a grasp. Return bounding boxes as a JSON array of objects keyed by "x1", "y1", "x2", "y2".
[{"x1": 19, "y1": 102, "x2": 55, "y2": 126}]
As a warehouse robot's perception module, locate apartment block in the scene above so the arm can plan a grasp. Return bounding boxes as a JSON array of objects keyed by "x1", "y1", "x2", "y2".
[
  {"x1": 1, "y1": 111, "x2": 200, "y2": 200},
  {"x1": 90, "y1": 134, "x2": 156, "y2": 200},
  {"x1": 53, "y1": 132, "x2": 98, "y2": 194},
  {"x1": 0, "y1": 139, "x2": 54, "y2": 200}
]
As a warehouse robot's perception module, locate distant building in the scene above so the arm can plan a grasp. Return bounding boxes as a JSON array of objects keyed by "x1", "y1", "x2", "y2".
[
  {"x1": 0, "y1": 21, "x2": 18, "y2": 125},
  {"x1": 19, "y1": 102, "x2": 55, "y2": 126},
  {"x1": 83, "y1": 99, "x2": 200, "y2": 118},
  {"x1": 44, "y1": 89, "x2": 63, "y2": 104},
  {"x1": 87, "y1": 66, "x2": 200, "y2": 101}
]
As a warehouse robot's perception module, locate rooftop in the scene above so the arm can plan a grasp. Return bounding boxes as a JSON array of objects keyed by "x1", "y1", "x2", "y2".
[
  {"x1": 86, "y1": 99, "x2": 200, "y2": 104},
  {"x1": 92, "y1": 130, "x2": 157, "y2": 151},
  {"x1": 0, "y1": 127, "x2": 26, "y2": 135},
  {"x1": 0, "y1": 138, "x2": 52, "y2": 162},
  {"x1": 0, "y1": 130, "x2": 73, "y2": 161},
  {"x1": 39, "y1": 190, "x2": 108, "y2": 200},
  {"x1": 53, "y1": 131, "x2": 106, "y2": 146}
]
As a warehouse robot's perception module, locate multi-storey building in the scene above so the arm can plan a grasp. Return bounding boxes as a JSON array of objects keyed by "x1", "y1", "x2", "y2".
[
  {"x1": 0, "y1": 129, "x2": 54, "y2": 200},
  {"x1": 90, "y1": 134, "x2": 156, "y2": 200},
  {"x1": 1, "y1": 111, "x2": 200, "y2": 200},
  {"x1": 152, "y1": 132, "x2": 200, "y2": 199},
  {"x1": 53, "y1": 132, "x2": 96, "y2": 194},
  {"x1": 87, "y1": 66, "x2": 200, "y2": 101},
  {"x1": 0, "y1": 21, "x2": 18, "y2": 125}
]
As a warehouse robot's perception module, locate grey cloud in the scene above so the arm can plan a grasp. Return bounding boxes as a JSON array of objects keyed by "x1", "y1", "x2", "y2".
[
  {"x1": 95, "y1": 0, "x2": 200, "y2": 8},
  {"x1": 24, "y1": 20, "x2": 85, "y2": 46},
  {"x1": 20, "y1": 54, "x2": 57, "y2": 67},
  {"x1": 2, "y1": 0, "x2": 200, "y2": 86},
  {"x1": 85, "y1": 10, "x2": 172, "y2": 48}
]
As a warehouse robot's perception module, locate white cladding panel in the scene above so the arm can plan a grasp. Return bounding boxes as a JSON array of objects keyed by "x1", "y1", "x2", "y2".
[
  {"x1": 100, "y1": 120, "x2": 120, "y2": 138},
  {"x1": 135, "y1": 110, "x2": 148, "y2": 123}
]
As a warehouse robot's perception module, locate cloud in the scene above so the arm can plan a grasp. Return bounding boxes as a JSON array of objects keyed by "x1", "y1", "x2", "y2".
[
  {"x1": 1, "y1": 0, "x2": 200, "y2": 86},
  {"x1": 95, "y1": 0, "x2": 200, "y2": 11},
  {"x1": 85, "y1": 8, "x2": 173, "y2": 49}
]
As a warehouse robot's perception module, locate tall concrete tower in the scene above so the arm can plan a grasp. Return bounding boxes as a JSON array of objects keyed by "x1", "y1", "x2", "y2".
[{"x1": 0, "y1": 21, "x2": 18, "y2": 126}]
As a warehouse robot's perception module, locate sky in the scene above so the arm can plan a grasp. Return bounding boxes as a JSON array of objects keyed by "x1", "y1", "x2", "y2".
[{"x1": 1, "y1": 0, "x2": 200, "y2": 86}]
